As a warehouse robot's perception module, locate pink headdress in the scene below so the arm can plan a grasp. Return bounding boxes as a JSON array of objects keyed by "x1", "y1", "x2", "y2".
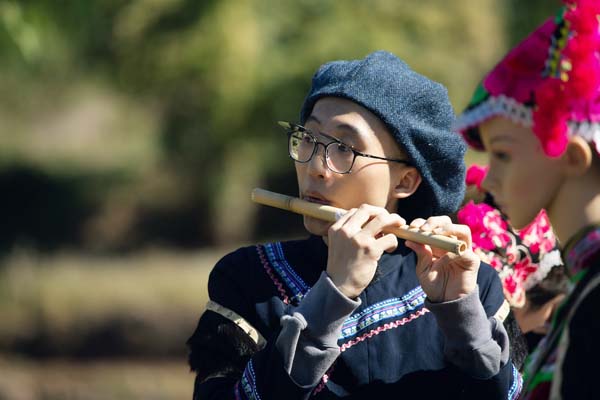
[
  {"x1": 455, "y1": 0, "x2": 600, "y2": 157},
  {"x1": 457, "y1": 165, "x2": 563, "y2": 307}
]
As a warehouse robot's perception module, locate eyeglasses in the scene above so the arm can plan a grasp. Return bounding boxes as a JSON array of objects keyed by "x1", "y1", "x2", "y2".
[{"x1": 278, "y1": 121, "x2": 412, "y2": 174}]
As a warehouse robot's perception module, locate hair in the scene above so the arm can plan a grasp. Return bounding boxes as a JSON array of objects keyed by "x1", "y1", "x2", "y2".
[
  {"x1": 503, "y1": 311, "x2": 528, "y2": 371},
  {"x1": 187, "y1": 311, "x2": 259, "y2": 380},
  {"x1": 525, "y1": 264, "x2": 569, "y2": 310}
]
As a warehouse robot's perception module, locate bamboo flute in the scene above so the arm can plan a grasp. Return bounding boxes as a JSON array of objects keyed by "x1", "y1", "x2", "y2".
[{"x1": 251, "y1": 188, "x2": 467, "y2": 255}]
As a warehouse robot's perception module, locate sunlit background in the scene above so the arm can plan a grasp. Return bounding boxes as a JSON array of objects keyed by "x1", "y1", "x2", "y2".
[{"x1": 0, "y1": 0, "x2": 556, "y2": 398}]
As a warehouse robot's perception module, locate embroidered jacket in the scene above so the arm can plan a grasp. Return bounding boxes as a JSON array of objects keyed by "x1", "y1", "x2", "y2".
[
  {"x1": 187, "y1": 235, "x2": 521, "y2": 399},
  {"x1": 521, "y1": 226, "x2": 600, "y2": 399}
]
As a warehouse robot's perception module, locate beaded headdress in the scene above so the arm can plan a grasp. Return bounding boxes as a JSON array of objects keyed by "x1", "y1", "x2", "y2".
[{"x1": 455, "y1": 0, "x2": 600, "y2": 157}]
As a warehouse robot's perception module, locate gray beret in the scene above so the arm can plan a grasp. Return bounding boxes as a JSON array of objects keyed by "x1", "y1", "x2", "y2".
[{"x1": 300, "y1": 51, "x2": 466, "y2": 221}]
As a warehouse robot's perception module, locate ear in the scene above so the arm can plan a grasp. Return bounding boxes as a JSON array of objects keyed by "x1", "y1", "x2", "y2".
[
  {"x1": 391, "y1": 166, "x2": 422, "y2": 199},
  {"x1": 564, "y1": 136, "x2": 593, "y2": 176}
]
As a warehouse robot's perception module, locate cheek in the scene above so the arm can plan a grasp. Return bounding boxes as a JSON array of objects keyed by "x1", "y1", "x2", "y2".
[
  {"x1": 345, "y1": 170, "x2": 392, "y2": 207},
  {"x1": 507, "y1": 162, "x2": 560, "y2": 226},
  {"x1": 295, "y1": 163, "x2": 306, "y2": 184},
  {"x1": 514, "y1": 159, "x2": 559, "y2": 196},
  {"x1": 507, "y1": 173, "x2": 533, "y2": 199},
  {"x1": 504, "y1": 160, "x2": 543, "y2": 197}
]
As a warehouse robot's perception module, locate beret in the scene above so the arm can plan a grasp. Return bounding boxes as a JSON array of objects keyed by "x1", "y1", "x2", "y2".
[{"x1": 300, "y1": 51, "x2": 466, "y2": 220}]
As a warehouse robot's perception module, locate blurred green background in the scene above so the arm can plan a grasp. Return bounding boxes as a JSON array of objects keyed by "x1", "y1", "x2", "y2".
[{"x1": 0, "y1": 0, "x2": 556, "y2": 398}]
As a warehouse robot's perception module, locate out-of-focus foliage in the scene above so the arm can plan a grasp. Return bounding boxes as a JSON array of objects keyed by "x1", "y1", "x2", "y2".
[
  {"x1": 0, "y1": 0, "x2": 558, "y2": 252},
  {"x1": 0, "y1": 248, "x2": 214, "y2": 358}
]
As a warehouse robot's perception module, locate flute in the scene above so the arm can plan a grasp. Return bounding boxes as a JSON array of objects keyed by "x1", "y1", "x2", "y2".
[{"x1": 251, "y1": 188, "x2": 467, "y2": 255}]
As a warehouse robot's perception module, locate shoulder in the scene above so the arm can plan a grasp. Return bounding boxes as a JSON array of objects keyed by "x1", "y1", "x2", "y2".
[
  {"x1": 210, "y1": 236, "x2": 316, "y2": 277},
  {"x1": 207, "y1": 237, "x2": 317, "y2": 305},
  {"x1": 208, "y1": 245, "x2": 259, "y2": 290},
  {"x1": 211, "y1": 245, "x2": 260, "y2": 277}
]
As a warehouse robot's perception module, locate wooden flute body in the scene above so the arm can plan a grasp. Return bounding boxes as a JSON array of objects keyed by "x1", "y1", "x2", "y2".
[{"x1": 251, "y1": 188, "x2": 467, "y2": 255}]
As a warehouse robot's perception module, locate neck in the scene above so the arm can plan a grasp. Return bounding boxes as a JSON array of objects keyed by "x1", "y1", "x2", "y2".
[{"x1": 548, "y1": 174, "x2": 600, "y2": 246}]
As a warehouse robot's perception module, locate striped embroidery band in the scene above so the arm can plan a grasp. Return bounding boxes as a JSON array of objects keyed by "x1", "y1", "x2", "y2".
[
  {"x1": 339, "y1": 286, "x2": 427, "y2": 339},
  {"x1": 256, "y1": 245, "x2": 290, "y2": 304},
  {"x1": 508, "y1": 363, "x2": 523, "y2": 400},
  {"x1": 238, "y1": 360, "x2": 262, "y2": 400},
  {"x1": 340, "y1": 308, "x2": 429, "y2": 352},
  {"x1": 259, "y1": 242, "x2": 310, "y2": 303}
]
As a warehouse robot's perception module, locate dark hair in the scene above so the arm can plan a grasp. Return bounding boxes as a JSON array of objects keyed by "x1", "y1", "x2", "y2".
[{"x1": 525, "y1": 264, "x2": 569, "y2": 310}]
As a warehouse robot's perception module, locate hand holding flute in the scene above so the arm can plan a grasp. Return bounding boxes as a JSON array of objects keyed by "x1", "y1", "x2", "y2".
[
  {"x1": 251, "y1": 188, "x2": 466, "y2": 254},
  {"x1": 252, "y1": 189, "x2": 480, "y2": 302}
]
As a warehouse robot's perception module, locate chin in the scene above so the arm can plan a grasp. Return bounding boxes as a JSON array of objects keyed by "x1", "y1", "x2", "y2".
[
  {"x1": 510, "y1": 211, "x2": 541, "y2": 231},
  {"x1": 303, "y1": 216, "x2": 331, "y2": 237}
]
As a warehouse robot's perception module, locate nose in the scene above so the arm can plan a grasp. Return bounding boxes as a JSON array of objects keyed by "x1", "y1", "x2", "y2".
[{"x1": 307, "y1": 142, "x2": 331, "y2": 178}]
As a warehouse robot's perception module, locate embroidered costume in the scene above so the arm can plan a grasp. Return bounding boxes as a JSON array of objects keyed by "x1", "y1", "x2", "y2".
[
  {"x1": 188, "y1": 236, "x2": 521, "y2": 399},
  {"x1": 454, "y1": 1, "x2": 600, "y2": 398},
  {"x1": 521, "y1": 226, "x2": 600, "y2": 399}
]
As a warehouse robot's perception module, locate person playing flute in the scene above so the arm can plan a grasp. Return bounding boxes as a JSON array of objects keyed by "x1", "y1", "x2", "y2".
[{"x1": 187, "y1": 51, "x2": 521, "y2": 399}]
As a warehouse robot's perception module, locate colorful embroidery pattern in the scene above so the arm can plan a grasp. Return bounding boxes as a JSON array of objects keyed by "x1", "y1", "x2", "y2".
[
  {"x1": 456, "y1": 2, "x2": 600, "y2": 158},
  {"x1": 454, "y1": 94, "x2": 533, "y2": 143},
  {"x1": 255, "y1": 241, "x2": 512, "y2": 397},
  {"x1": 238, "y1": 360, "x2": 262, "y2": 400},
  {"x1": 314, "y1": 306, "x2": 430, "y2": 395},
  {"x1": 258, "y1": 241, "x2": 429, "y2": 348},
  {"x1": 256, "y1": 245, "x2": 290, "y2": 304},
  {"x1": 258, "y1": 243, "x2": 310, "y2": 304},
  {"x1": 458, "y1": 198, "x2": 562, "y2": 307},
  {"x1": 339, "y1": 286, "x2": 427, "y2": 339},
  {"x1": 340, "y1": 308, "x2": 430, "y2": 352},
  {"x1": 312, "y1": 364, "x2": 335, "y2": 396},
  {"x1": 509, "y1": 364, "x2": 524, "y2": 400}
]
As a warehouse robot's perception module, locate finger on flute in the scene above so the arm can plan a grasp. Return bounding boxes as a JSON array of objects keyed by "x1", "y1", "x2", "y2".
[
  {"x1": 392, "y1": 226, "x2": 465, "y2": 255},
  {"x1": 251, "y1": 188, "x2": 466, "y2": 255}
]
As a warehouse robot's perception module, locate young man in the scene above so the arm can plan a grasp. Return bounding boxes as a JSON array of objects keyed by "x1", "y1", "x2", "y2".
[{"x1": 187, "y1": 51, "x2": 520, "y2": 399}]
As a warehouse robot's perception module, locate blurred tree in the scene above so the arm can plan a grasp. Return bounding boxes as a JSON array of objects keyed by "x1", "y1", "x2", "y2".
[
  {"x1": 505, "y1": 0, "x2": 560, "y2": 47},
  {"x1": 106, "y1": 0, "x2": 511, "y2": 245},
  {"x1": 0, "y1": 0, "x2": 561, "y2": 252}
]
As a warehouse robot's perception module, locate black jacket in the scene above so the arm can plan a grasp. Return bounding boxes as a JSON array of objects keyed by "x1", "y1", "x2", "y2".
[{"x1": 188, "y1": 235, "x2": 521, "y2": 399}]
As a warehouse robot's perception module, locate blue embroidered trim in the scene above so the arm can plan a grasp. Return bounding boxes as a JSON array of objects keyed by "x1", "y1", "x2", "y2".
[
  {"x1": 260, "y1": 242, "x2": 427, "y2": 342},
  {"x1": 339, "y1": 286, "x2": 427, "y2": 340},
  {"x1": 508, "y1": 363, "x2": 523, "y2": 400},
  {"x1": 263, "y1": 242, "x2": 310, "y2": 302},
  {"x1": 240, "y1": 360, "x2": 262, "y2": 400}
]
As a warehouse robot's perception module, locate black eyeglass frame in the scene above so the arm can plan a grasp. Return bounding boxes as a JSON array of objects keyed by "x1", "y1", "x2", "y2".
[{"x1": 278, "y1": 121, "x2": 412, "y2": 174}]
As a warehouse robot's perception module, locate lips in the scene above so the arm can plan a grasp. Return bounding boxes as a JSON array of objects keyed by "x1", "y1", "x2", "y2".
[{"x1": 302, "y1": 192, "x2": 332, "y2": 206}]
